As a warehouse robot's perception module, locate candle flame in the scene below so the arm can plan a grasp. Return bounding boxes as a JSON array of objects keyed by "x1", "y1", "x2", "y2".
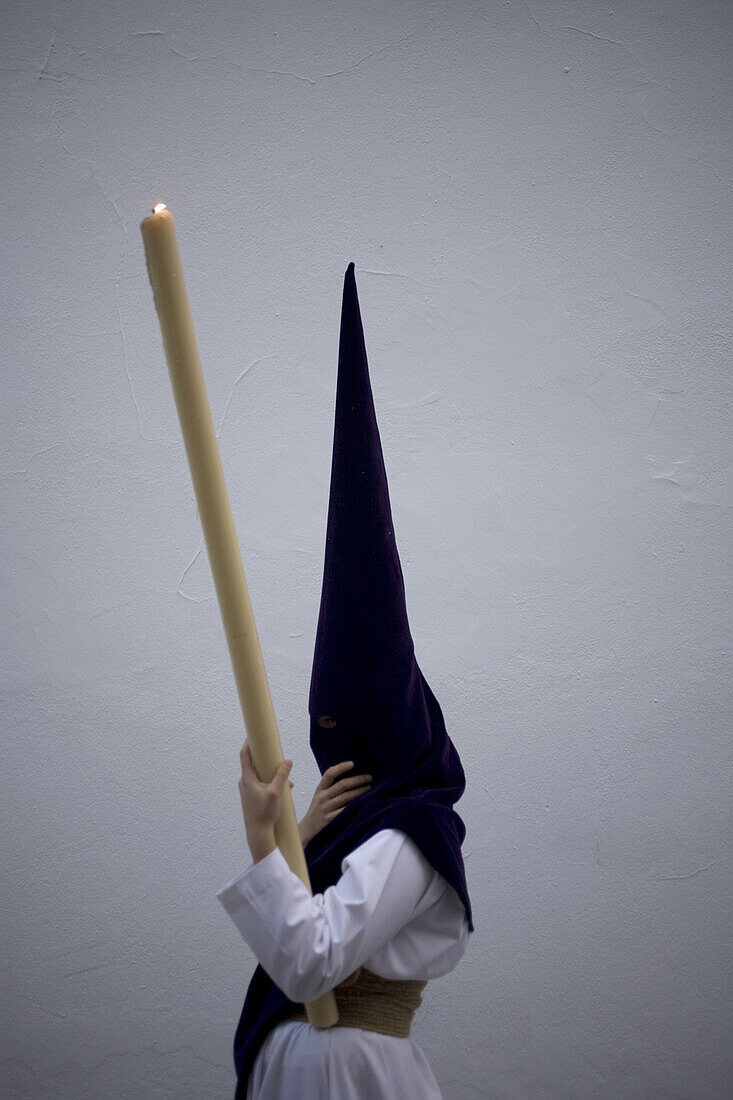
[{"x1": 153, "y1": 202, "x2": 167, "y2": 214}]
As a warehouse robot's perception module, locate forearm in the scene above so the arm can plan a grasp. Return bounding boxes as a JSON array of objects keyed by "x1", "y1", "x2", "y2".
[
  {"x1": 217, "y1": 831, "x2": 429, "y2": 1004},
  {"x1": 246, "y1": 825, "x2": 277, "y2": 864},
  {"x1": 298, "y1": 817, "x2": 315, "y2": 848},
  {"x1": 219, "y1": 847, "x2": 361, "y2": 1002},
  {"x1": 247, "y1": 815, "x2": 312, "y2": 868}
]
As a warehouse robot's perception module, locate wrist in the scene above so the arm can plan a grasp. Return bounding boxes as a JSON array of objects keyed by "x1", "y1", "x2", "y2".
[
  {"x1": 299, "y1": 818, "x2": 313, "y2": 847},
  {"x1": 246, "y1": 825, "x2": 277, "y2": 864}
]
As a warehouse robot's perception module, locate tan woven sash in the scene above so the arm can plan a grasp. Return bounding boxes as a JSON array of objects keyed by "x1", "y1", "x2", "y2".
[{"x1": 287, "y1": 967, "x2": 427, "y2": 1038}]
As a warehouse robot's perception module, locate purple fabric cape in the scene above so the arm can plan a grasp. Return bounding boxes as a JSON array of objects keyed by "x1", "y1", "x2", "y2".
[{"x1": 231, "y1": 263, "x2": 472, "y2": 1097}]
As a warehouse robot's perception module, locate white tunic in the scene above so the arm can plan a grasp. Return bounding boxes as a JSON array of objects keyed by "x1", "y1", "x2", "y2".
[{"x1": 216, "y1": 828, "x2": 470, "y2": 1100}]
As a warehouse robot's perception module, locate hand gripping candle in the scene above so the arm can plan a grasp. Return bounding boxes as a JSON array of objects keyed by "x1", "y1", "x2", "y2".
[{"x1": 140, "y1": 204, "x2": 338, "y2": 1029}]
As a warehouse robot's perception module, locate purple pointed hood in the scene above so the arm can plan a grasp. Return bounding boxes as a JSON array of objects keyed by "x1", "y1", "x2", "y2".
[
  {"x1": 305, "y1": 263, "x2": 471, "y2": 928},
  {"x1": 308, "y1": 261, "x2": 431, "y2": 781}
]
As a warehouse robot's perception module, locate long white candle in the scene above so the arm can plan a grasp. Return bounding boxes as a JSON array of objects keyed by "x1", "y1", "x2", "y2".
[{"x1": 141, "y1": 203, "x2": 338, "y2": 1029}]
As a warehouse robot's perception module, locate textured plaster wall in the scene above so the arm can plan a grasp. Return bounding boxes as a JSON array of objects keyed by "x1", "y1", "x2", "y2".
[{"x1": 2, "y1": 1, "x2": 731, "y2": 1097}]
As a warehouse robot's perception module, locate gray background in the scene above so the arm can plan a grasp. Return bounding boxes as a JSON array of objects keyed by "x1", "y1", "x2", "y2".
[{"x1": 2, "y1": 1, "x2": 731, "y2": 1097}]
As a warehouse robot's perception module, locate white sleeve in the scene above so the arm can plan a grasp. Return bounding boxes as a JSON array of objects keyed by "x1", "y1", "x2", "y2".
[{"x1": 215, "y1": 830, "x2": 437, "y2": 1003}]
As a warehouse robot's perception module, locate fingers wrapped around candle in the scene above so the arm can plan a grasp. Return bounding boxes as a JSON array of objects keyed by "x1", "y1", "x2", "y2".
[{"x1": 238, "y1": 741, "x2": 293, "y2": 836}]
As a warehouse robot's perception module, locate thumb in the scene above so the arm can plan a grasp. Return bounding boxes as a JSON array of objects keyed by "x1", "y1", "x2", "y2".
[{"x1": 271, "y1": 759, "x2": 293, "y2": 796}]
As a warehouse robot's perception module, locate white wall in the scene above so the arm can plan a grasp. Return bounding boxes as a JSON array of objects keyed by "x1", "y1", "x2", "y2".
[{"x1": 2, "y1": 1, "x2": 731, "y2": 1097}]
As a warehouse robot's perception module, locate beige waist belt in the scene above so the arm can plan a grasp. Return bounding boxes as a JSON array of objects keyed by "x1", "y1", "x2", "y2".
[{"x1": 286, "y1": 967, "x2": 428, "y2": 1038}]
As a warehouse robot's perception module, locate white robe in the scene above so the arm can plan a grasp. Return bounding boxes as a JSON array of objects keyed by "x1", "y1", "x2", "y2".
[{"x1": 216, "y1": 828, "x2": 470, "y2": 1099}]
